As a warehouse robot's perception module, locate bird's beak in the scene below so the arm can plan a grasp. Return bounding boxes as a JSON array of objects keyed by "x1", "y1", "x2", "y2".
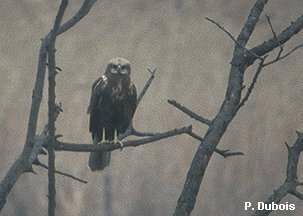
[{"x1": 117, "y1": 65, "x2": 122, "y2": 74}]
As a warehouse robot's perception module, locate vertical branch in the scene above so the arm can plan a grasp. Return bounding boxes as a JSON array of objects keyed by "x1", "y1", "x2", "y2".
[
  {"x1": 0, "y1": 0, "x2": 97, "y2": 212},
  {"x1": 47, "y1": 1, "x2": 68, "y2": 215}
]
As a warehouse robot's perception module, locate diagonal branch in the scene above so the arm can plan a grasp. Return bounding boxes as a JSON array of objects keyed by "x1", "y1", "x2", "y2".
[
  {"x1": 173, "y1": 1, "x2": 269, "y2": 215},
  {"x1": 119, "y1": 67, "x2": 157, "y2": 140},
  {"x1": 137, "y1": 68, "x2": 156, "y2": 105},
  {"x1": 187, "y1": 131, "x2": 244, "y2": 158},
  {"x1": 205, "y1": 17, "x2": 262, "y2": 60},
  {"x1": 248, "y1": 14, "x2": 303, "y2": 65},
  {"x1": 263, "y1": 43, "x2": 303, "y2": 67},
  {"x1": 168, "y1": 99, "x2": 212, "y2": 126},
  {"x1": 237, "y1": 57, "x2": 266, "y2": 110},
  {"x1": 252, "y1": 131, "x2": 303, "y2": 216},
  {"x1": 237, "y1": 0, "x2": 269, "y2": 47},
  {"x1": 57, "y1": 0, "x2": 97, "y2": 36},
  {"x1": 34, "y1": 159, "x2": 87, "y2": 184},
  {"x1": 265, "y1": 15, "x2": 284, "y2": 59},
  {"x1": 289, "y1": 190, "x2": 303, "y2": 200}
]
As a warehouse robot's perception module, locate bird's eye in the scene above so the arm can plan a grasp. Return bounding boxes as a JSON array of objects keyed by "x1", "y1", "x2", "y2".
[
  {"x1": 120, "y1": 68, "x2": 129, "y2": 75},
  {"x1": 110, "y1": 66, "x2": 118, "y2": 74}
]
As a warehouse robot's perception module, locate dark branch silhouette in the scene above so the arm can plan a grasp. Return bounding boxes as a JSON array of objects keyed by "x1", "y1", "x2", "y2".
[
  {"x1": 168, "y1": 99, "x2": 212, "y2": 126},
  {"x1": 54, "y1": 126, "x2": 192, "y2": 152},
  {"x1": 0, "y1": 1, "x2": 191, "y2": 214},
  {"x1": 205, "y1": 17, "x2": 262, "y2": 60},
  {"x1": 187, "y1": 131, "x2": 244, "y2": 158},
  {"x1": 34, "y1": 159, "x2": 88, "y2": 184},
  {"x1": 173, "y1": 0, "x2": 303, "y2": 215},
  {"x1": 0, "y1": 0, "x2": 98, "y2": 212},
  {"x1": 252, "y1": 131, "x2": 303, "y2": 216},
  {"x1": 46, "y1": 0, "x2": 68, "y2": 215}
]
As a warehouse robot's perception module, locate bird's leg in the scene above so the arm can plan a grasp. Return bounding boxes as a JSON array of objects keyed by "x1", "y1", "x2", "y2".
[
  {"x1": 99, "y1": 128, "x2": 106, "y2": 144},
  {"x1": 114, "y1": 129, "x2": 124, "y2": 151}
]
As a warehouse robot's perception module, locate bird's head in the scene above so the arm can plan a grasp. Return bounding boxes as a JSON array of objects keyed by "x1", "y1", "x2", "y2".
[
  {"x1": 105, "y1": 57, "x2": 131, "y2": 77},
  {"x1": 104, "y1": 57, "x2": 132, "y2": 93}
]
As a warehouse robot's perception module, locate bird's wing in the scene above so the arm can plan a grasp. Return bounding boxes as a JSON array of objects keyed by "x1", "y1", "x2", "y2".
[
  {"x1": 128, "y1": 82, "x2": 137, "y2": 118},
  {"x1": 87, "y1": 76, "x2": 107, "y2": 114},
  {"x1": 88, "y1": 76, "x2": 108, "y2": 134},
  {"x1": 118, "y1": 82, "x2": 137, "y2": 133},
  {"x1": 124, "y1": 82, "x2": 137, "y2": 128}
]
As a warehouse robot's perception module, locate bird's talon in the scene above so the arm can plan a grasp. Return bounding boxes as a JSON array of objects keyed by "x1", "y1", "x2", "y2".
[
  {"x1": 113, "y1": 129, "x2": 124, "y2": 151},
  {"x1": 118, "y1": 140, "x2": 124, "y2": 151}
]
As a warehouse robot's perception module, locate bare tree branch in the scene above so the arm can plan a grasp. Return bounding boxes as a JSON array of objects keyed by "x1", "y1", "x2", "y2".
[
  {"x1": 0, "y1": 34, "x2": 49, "y2": 214},
  {"x1": 34, "y1": 159, "x2": 87, "y2": 184},
  {"x1": 168, "y1": 99, "x2": 212, "y2": 126},
  {"x1": 174, "y1": 1, "x2": 270, "y2": 215},
  {"x1": 237, "y1": 57, "x2": 266, "y2": 110},
  {"x1": 131, "y1": 128, "x2": 157, "y2": 137},
  {"x1": 0, "y1": 0, "x2": 98, "y2": 212},
  {"x1": 118, "y1": 67, "x2": 158, "y2": 140},
  {"x1": 263, "y1": 43, "x2": 303, "y2": 67},
  {"x1": 54, "y1": 126, "x2": 192, "y2": 152},
  {"x1": 187, "y1": 131, "x2": 244, "y2": 158},
  {"x1": 57, "y1": 0, "x2": 97, "y2": 36},
  {"x1": 252, "y1": 132, "x2": 303, "y2": 216},
  {"x1": 265, "y1": 15, "x2": 284, "y2": 58},
  {"x1": 289, "y1": 190, "x2": 303, "y2": 200},
  {"x1": 137, "y1": 68, "x2": 156, "y2": 104},
  {"x1": 248, "y1": 14, "x2": 303, "y2": 65},
  {"x1": 46, "y1": 1, "x2": 68, "y2": 215},
  {"x1": 205, "y1": 17, "x2": 262, "y2": 60}
]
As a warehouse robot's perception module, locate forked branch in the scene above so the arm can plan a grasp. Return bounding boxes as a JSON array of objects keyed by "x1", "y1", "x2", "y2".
[
  {"x1": 187, "y1": 131, "x2": 244, "y2": 158},
  {"x1": 173, "y1": 0, "x2": 303, "y2": 215},
  {"x1": 252, "y1": 132, "x2": 303, "y2": 216},
  {"x1": 0, "y1": 0, "x2": 98, "y2": 212}
]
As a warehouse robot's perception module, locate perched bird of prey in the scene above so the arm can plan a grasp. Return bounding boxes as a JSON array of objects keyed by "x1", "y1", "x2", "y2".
[{"x1": 87, "y1": 57, "x2": 137, "y2": 171}]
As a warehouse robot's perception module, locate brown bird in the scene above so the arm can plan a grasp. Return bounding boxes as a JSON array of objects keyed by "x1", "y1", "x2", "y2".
[{"x1": 87, "y1": 57, "x2": 137, "y2": 171}]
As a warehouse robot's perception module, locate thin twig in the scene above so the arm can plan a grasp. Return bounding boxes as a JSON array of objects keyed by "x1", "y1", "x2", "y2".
[
  {"x1": 46, "y1": 63, "x2": 62, "y2": 72},
  {"x1": 168, "y1": 99, "x2": 212, "y2": 126},
  {"x1": 174, "y1": 1, "x2": 269, "y2": 215},
  {"x1": 187, "y1": 131, "x2": 244, "y2": 158},
  {"x1": 263, "y1": 43, "x2": 303, "y2": 67},
  {"x1": 265, "y1": 14, "x2": 284, "y2": 61},
  {"x1": 248, "y1": 14, "x2": 303, "y2": 66},
  {"x1": 205, "y1": 17, "x2": 262, "y2": 60},
  {"x1": 252, "y1": 131, "x2": 303, "y2": 216},
  {"x1": 34, "y1": 160, "x2": 87, "y2": 184},
  {"x1": 137, "y1": 68, "x2": 156, "y2": 104},
  {"x1": 237, "y1": 57, "x2": 266, "y2": 110},
  {"x1": 119, "y1": 67, "x2": 157, "y2": 140}
]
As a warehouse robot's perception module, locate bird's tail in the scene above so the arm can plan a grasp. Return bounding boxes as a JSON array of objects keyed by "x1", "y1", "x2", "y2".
[
  {"x1": 88, "y1": 134, "x2": 111, "y2": 171},
  {"x1": 88, "y1": 151, "x2": 111, "y2": 171}
]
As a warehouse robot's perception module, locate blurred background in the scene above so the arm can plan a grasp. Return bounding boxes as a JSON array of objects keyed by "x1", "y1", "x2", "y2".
[{"x1": 0, "y1": 0, "x2": 303, "y2": 215}]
